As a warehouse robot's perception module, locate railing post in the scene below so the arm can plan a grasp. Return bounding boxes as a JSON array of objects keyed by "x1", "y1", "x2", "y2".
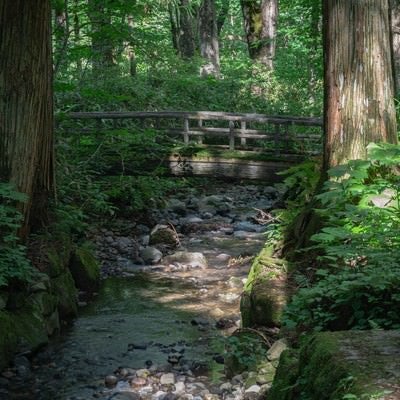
[
  {"x1": 229, "y1": 121, "x2": 235, "y2": 150},
  {"x1": 240, "y1": 120, "x2": 247, "y2": 146},
  {"x1": 274, "y1": 123, "x2": 281, "y2": 156},
  {"x1": 184, "y1": 118, "x2": 190, "y2": 145},
  {"x1": 198, "y1": 119, "x2": 204, "y2": 145}
]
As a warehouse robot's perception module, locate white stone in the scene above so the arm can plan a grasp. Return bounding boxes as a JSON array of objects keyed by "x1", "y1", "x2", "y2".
[
  {"x1": 174, "y1": 381, "x2": 186, "y2": 394},
  {"x1": 160, "y1": 373, "x2": 175, "y2": 385},
  {"x1": 136, "y1": 368, "x2": 150, "y2": 378},
  {"x1": 267, "y1": 339, "x2": 288, "y2": 361},
  {"x1": 245, "y1": 385, "x2": 261, "y2": 393}
]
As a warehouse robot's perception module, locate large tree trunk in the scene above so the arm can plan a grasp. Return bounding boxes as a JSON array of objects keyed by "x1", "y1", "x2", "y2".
[
  {"x1": 323, "y1": 0, "x2": 398, "y2": 169},
  {"x1": 391, "y1": 0, "x2": 400, "y2": 93},
  {"x1": 0, "y1": 0, "x2": 54, "y2": 235},
  {"x1": 199, "y1": 0, "x2": 220, "y2": 77},
  {"x1": 169, "y1": 0, "x2": 196, "y2": 58},
  {"x1": 88, "y1": 0, "x2": 115, "y2": 72},
  {"x1": 241, "y1": 0, "x2": 278, "y2": 68}
]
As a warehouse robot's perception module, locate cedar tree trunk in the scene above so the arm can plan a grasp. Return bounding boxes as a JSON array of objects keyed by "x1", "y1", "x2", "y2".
[
  {"x1": 323, "y1": 0, "x2": 398, "y2": 169},
  {"x1": 241, "y1": 0, "x2": 278, "y2": 68},
  {"x1": 0, "y1": 0, "x2": 54, "y2": 235}
]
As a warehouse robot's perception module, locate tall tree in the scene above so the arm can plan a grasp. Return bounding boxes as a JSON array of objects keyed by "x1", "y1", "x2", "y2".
[
  {"x1": 0, "y1": 0, "x2": 54, "y2": 235},
  {"x1": 390, "y1": 0, "x2": 400, "y2": 93},
  {"x1": 199, "y1": 0, "x2": 220, "y2": 77},
  {"x1": 88, "y1": 0, "x2": 116, "y2": 72},
  {"x1": 323, "y1": 0, "x2": 398, "y2": 169},
  {"x1": 240, "y1": 0, "x2": 278, "y2": 68},
  {"x1": 169, "y1": 0, "x2": 196, "y2": 58}
]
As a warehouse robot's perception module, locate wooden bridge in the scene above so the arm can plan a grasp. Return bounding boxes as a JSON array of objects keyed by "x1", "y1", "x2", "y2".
[{"x1": 68, "y1": 111, "x2": 323, "y2": 181}]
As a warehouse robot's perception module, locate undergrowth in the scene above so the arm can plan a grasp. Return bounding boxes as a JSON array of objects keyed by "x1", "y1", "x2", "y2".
[{"x1": 274, "y1": 143, "x2": 400, "y2": 331}]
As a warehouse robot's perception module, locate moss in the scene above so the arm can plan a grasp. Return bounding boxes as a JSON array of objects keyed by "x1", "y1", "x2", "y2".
[
  {"x1": 268, "y1": 349, "x2": 300, "y2": 400},
  {"x1": 46, "y1": 235, "x2": 74, "y2": 278},
  {"x1": 51, "y1": 270, "x2": 78, "y2": 318},
  {"x1": 69, "y1": 243, "x2": 100, "y2": 293},
  {"x1": 269, "y1": 331, "x2": 400, "y2": 400},
  {"x1": 30, "y1": 291, "x2": 58, "y2": 317},
  {"x1": 0, "y1": 305, "x2": 49, "y2": 370},
  {"x1": 241, "y1": 245, "x2": 288, "y2": 327}
]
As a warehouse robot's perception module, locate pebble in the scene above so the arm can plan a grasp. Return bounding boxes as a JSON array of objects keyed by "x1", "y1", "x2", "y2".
[
  {"x1": 160, "y1": 373, "x2": 175, "y2": 385},
  {"x1": 104, "y1": 375, "x2": 118, "y2": 387}
]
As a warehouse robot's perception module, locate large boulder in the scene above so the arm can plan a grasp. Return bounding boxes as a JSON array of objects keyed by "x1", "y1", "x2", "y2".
[
  {"x1": 69, "y1": 243, "x2": 101, "y2": 293},
  {"x1": 149, "y1": 224, "x2": 179, "y2": 248},
  {"x1": 241, "y1": 246, "x2": 288, "y2": 328},
  {"x1": 269, "y1": 331, "x2": 400, "y2": 400}
]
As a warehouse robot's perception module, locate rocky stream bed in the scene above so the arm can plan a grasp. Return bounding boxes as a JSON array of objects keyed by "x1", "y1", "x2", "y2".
[{"x1": 1, "y1": 182, "x2": 285, "y2": 400}]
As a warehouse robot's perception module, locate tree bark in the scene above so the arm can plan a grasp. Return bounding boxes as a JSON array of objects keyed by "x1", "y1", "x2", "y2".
[
  {"x1": 217, "y1": 0, "x2": 230, "y2": 35},
  {"x1": 241, "y1": 0, "x2": 278, "y2": 68},
  {"x1": 0, "y1": 0, "x2": 54, "y2": 235},
  {"x1": 390, "y1": 0, "x2": 400, "y2": 93},
  {"x1": 199, "y1": 0, "x2": 220, "y2": 77},
  {"x1": 53, "y1": 0, "x2": 69, "y2": 75},
  {"x1": 88, "y1": 0, "x2": 116, "y2": 72},
  {"x1": 323, "y1": 0, "x2": 398, "y2": 170},
  {"x1": 169, "y1": 0, "x2": 196, "y2": 58}
]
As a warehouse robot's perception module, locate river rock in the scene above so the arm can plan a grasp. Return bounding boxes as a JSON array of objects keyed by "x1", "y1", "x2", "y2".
[
  {"x1": 130, "y1": 377, "x2": 147, "y2": 387},
  {"x1": 167, "y1": 199, "x2": 187, "y2": 216},
  {"x1": 267, "y1": 339, "x2": 288, "y2": 361},
  {"x1": 110, "y1": 392, "x2": 141, "y2": 400},
  {"x1": 136, "y1": 369, "x2": 150, "y2": 378},
  {"x1": 150, "y1": 225, "x2": 179, "y2": 248},
  {"x1": 163, "y1": 252, "x2": 207, "y2": 269},
  {"x1": 140, "y1": 247, "x2": 163, "y2": 264},
  {"x1": 105, "y1": 374, "x2": 118, "y2": 387},
  {"x1": 174, "y1": 381, "x2": 186, "y2": 394},
  {"x1": 160, "y1": 373, "x2": 175, "y2": 385}
]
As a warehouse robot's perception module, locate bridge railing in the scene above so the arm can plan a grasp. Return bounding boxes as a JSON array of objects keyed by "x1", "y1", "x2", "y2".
[{"x1": 68, "y1": 111, "x2": 323, "y2": 155}]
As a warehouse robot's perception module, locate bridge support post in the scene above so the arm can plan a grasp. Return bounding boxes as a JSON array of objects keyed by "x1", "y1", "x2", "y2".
[
  {"x1": 240, "y1": 120, "x2": 247, "y2": 146},
  {"x1": 229, "y1": 121, "x2": 235, "y2": 150},
  {"x1": 184, "y1": 118, "x2": 190, "y2": 145},
  {"x1": 198, "y1": 119, "x2": 204, "y2": 144}
]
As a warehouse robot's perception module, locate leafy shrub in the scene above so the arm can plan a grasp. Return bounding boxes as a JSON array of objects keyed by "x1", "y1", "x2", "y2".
[
  {"x1": 283, "y1": 143, "x2": 400, "y2": 331},
  {"x1": 0, "y1": 183, "x2": 33, "y2": 287}
]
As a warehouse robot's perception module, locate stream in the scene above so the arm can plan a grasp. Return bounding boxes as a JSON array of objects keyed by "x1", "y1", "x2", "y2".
[{"x1": 4, "y1": 182, "x2": 280, "y2": 400}]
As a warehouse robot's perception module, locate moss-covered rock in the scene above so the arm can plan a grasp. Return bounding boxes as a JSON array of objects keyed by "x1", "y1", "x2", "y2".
[
  {"x1": 69, "y1": 243, "x2": 100, "y2": 293},
  {"x1": 267, "y1": 349, "x2": 299, "y2": 400},
  {"x1": 269, "y1": 331, "x2": 400, "y2": 399},
  {"x1": 0, "y1": 306, "x2": 49, "y2": 371},
  {"x1": 51, "y1": 270, "x2": 78, "y2": 318},
  {"x1": 241, "y1": 246, "x2": 288, "y2": 328},
  {"x1": 45, "y1": 234, "x2": 74, "y2": 278}
]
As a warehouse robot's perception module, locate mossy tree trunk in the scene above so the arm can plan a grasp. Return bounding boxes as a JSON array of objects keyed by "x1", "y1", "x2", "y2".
[
  {"x1": 169, "y1": 0, "x2": 196, "y2": 59},
  {"x1": 323, "y1": 0, "x2": 398, "y2": 170},
  {"x1": 240, "y1": 0, "x2": 278, "y2": 68},
  {"x1": 199, "y1": 0, "x2": 220, "y2": 77},
  {"x1": 0, "y1": 0, "x2": 54, "y2": 236}
]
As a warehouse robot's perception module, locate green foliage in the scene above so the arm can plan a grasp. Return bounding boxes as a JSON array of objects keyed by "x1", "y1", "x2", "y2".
[
  {"x1": 264, "y1": 158, "x2": 321, "y2": 245},
  {"x1": 225, "y1": 333, "x2": 268, "y2": 372},
  {"x1": 0, "y1": 183, "x2": 33, "y2": 287},
  {"x1": 283, "y1": 143, "x2": 400, "y2": 331}
]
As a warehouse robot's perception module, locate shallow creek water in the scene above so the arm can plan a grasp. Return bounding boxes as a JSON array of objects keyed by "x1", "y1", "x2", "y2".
[{"x1": 5, "y1": 183, "x2": 278, "y2": 400}]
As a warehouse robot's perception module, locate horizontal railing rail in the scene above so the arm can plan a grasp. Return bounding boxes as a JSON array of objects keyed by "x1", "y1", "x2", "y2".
[{"x1": 67, "y1": 110, "x2": 323, "y2": 154}]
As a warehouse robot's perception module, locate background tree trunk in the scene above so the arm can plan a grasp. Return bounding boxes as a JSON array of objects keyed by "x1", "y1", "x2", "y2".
[
  {"x1": 241, "y1": 0, "x2": 278, "y2": 68},
  {"x1": 323, "y1": 0, "x2": 398, "y2": 169},
  {"x1": 199, "y1": 0, "x2": 220, "y2": 77},
  {"x1": 88, "y1": 0, "x2": 115, "y2": 72},
  {"x1": 217, "y1": 0, "x2": 230, "y2": 35},
  {"x1": 0, "y1": 0, "x2": 54, "y2": 235},
  {"x1": 390, "y1": 0, "x2": 400, "y2": 93},
  {"x1": 169, "y1": 0, "x2": 196, "y2": 58}
]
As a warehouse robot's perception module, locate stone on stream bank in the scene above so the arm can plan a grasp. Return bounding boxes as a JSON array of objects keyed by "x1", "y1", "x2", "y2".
[
  {"x1": 240, "y1": 246, "x2": 288, "y2": 328},
  {"x1": 0, "y1": 238, "x2": 100, "y2": 371},
  {"x1": 268, "y1": 330, "x2": 400, "y2": 400}
]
